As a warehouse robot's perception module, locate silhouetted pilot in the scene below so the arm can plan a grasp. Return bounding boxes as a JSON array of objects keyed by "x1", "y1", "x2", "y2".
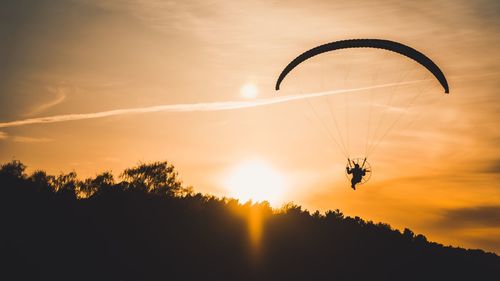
[{"x1": 346, "y1": 163, "x2": 366, "y2": 190}]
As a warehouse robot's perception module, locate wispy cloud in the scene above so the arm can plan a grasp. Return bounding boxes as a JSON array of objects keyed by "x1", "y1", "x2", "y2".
[
  {"x1": 102, "y1": 156, "x2": 120, "y2": 162},
  {"x1": 0, "y1": 131, "x2": 52, "y2": 143},
  {"x1": 430, "y1": 205, "x2": 500, "y2": 252},
  {"x1": 10, "y1": 136, "x2": 53, "y2": 143},
  {"x1": 480, "y1": 159, "x2": 500, "y2": 174},
  {"x1": 436, "y1": 205, "x2": 500, "y2": 229},
  {"x1": 0, "y1": 80, "x2": 425, "y2": 129},
  {"x1": 25, "y1": 86, "x2": 67, "y2": 116}
]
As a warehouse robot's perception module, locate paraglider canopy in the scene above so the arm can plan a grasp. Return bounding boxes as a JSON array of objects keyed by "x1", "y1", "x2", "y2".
[{"x1": 275, "y1": 39, "x2": 449, "y2": 93}]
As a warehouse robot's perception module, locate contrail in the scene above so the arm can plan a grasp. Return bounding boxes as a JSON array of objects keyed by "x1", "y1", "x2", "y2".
[{"x1": 0, "y1": 80, "x2": 426, "y2": 129}]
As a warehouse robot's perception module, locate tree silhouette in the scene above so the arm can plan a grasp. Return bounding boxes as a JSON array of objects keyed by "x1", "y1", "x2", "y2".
[
  {"x1": 0, "y1": 160, "x2": 26, "y2": 178},
  {"x1": 81, "y1": 171, "x2": 115, "y2": 198},
  {"x1": 0, "y1": 160, "x2": 498, "y2": 281},
  {"x1": 121, "y1": 161, "x2": 186, "y2": 196}
]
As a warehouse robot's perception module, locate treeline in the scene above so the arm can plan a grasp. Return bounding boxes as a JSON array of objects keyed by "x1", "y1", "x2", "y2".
[{"x1": 0, "y1": 160, "x2": 498, "y2": 281}]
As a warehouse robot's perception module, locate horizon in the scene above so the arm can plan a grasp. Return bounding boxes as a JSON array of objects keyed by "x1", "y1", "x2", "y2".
[{"x1": 1, "y1": 0, "x2": 499, "y2": 255}]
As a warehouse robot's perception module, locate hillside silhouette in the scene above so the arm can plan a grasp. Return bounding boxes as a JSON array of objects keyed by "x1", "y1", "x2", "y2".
[{"x1": 0, "y1": 160, "x2": 498, "y2": 281}]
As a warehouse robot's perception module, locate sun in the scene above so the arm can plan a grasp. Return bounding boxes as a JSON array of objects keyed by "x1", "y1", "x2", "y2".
[
  {"x1": 240, "y1": 83, "x2": 258, "y2": 99},
  {"x1": 225, "y1": 160, "x2": 285, "y2": 206}
]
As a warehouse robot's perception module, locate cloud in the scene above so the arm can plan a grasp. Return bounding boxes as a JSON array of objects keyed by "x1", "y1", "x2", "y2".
[
  {"x1": 0, "y1": 131, "x2": 52, "y2": 143},
  {"x1": 10, "y1": 136, "x2": 53, "y2": 143},
  {"x1": 102, "y1": 156, "x2": 120, "y2": 162},
  {"x1": 482, "y1": 159, "x2": 500, "y2": 174},
  {"x1": 431, "y1": 205, "x2": 500, "y2": 253},
  {"x1": 0, "y1": 80, "x2": 424, "y2": 129},
  {"x1": 436, "y1": 205, "x2": 500, "y2": 229},
  {"x1": 25, "y1": 86, "x2": 67, "y2": 116},
  {"x1": 462, "y1": 236, "x2": 500, "y2": 254}
]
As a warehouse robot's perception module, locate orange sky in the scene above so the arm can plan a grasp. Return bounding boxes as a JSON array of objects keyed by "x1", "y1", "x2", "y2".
[{"x1": 1, "y1": 0, "x2": 499, "y2": 253}]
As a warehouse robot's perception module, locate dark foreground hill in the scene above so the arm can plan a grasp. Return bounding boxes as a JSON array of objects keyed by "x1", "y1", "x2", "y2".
[{"x1": 0, "y1": 160, "x2": 498, "y2": 281}]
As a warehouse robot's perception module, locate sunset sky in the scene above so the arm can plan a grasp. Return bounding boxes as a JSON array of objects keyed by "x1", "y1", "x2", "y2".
[{"x1": 1, "y1": 0, "x2": 499, "y2": 253}]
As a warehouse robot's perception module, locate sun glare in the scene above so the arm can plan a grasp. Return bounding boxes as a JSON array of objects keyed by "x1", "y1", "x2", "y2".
[
  {"x1": 225, "y1": 160, "x2": 284, "y2": 206},
  {"x1": 240, "y1": 83, "x2": 258, "y2": 99}
]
